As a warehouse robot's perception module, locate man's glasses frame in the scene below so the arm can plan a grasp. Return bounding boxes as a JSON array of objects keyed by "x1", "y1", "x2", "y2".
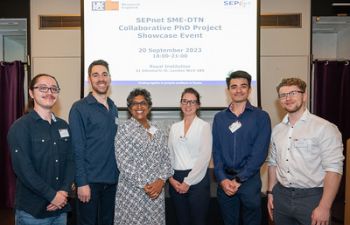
[
  {"x1": 33, "y1": 86, "x2": 61, "y2": 94},
  {"x1": 278, "y1": 90, "x2": 304, "y2": 99}
]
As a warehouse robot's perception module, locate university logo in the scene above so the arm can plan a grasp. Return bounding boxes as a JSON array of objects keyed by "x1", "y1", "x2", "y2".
[
  {"x1": 224, "y1": 0, "x2": 251, "y2": 7},
  {"x1": 92, "y1": 0, "x2": 119, "y2": 11}
]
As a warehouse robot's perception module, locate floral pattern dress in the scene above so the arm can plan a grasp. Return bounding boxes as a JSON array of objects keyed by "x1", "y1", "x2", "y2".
[{"x1": 114, "y1": 117, "x2": 173, "y2": 225}]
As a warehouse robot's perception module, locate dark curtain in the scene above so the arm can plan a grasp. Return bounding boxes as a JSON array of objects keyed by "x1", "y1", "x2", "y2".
[
  {"x1": 0, "y1": 61, "x2": 25, "y2": 208},
  {"x1": 313, "y1": 60, "x2": 350, "y2": 209},
  {"x1": 313, "y1": 60, "x2": 350, "y2": 143}
]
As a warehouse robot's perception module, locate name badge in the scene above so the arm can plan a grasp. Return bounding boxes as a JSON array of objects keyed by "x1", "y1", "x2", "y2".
[
  {"x1": 59, "y1": 129, "x2": 70, "y2": 138},
  {"x1": 147, "y1": 126, "x2": 158, "y2": 135},
  {"x1": 229, "y1": 121, "x2": 241, "y2": 133}
]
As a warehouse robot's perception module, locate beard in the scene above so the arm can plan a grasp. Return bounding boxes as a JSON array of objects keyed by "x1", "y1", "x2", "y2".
[
  {"x1": 285, "y1": 101, "x2": 304, "y2": 113},
  {"x1": 91, "y1": 82, "x2": 109, "y2": 95}
]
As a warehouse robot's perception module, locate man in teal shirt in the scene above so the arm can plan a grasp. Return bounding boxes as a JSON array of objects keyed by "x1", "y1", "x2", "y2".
[{"x1": 69, "y1": 60, "x2": 119, "y2": 225}]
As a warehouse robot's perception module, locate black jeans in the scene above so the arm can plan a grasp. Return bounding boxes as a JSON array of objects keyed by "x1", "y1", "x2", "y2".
[{"x1": 76, "y1": 183, "x2": 116, "y2": 225}]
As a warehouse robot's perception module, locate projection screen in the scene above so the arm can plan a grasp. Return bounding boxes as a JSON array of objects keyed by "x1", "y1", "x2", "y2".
[{"x1": 82, "y1": 0, "x2": 260, "y2": 108}]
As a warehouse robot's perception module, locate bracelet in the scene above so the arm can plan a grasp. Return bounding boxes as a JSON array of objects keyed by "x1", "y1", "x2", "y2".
[{"x1": 266, "y1": 190, "x2": 273, "y2": 195}]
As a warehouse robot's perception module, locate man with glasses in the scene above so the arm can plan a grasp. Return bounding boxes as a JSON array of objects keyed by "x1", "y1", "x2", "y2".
[
  {"x1": 8, "y1": 74, "x2": 74, "y2": 225},
  {"x1": 69, "y1": 60, "x2": 119, "y2": 225},
  {"x1": 267, "y1": 77, "x2": 344, "y2": 225},
  {"x1": 212, "y1": 70, "x2": 271, "y2": 225}
]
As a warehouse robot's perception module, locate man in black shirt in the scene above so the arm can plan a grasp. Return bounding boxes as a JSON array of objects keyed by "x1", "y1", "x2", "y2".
[{"x1": 7, "y1": 74, "x2": 74, "y2": 225}]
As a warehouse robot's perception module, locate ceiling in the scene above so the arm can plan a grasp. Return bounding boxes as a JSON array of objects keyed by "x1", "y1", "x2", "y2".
[
  {"x1": 313, "y1": 16, "x2": 350, "y2": 33},
  {"x1": 0, "y1": 18, "x2": 27, "y2": 36}
]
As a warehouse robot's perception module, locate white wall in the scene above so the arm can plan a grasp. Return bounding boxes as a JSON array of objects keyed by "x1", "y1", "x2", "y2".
[{"x1": 30, "y1": 0, "x2": 81, "y2": 121}]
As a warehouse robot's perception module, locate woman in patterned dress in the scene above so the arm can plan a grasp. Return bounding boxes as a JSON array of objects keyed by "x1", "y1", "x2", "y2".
[{"x1": 114, "y1": 88, "x2": 173, "y2": 225}]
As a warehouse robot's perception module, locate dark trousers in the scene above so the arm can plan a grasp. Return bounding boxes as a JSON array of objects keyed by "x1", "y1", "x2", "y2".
[
  {"x1": 169, "y1": 169, "x2": 210, "y2": 225},
  {"x1": 76, "y1": 183, "x2": 116, "y2": 225},
  {"x1": 273, "y1": 183, "x2": 323, "y2": 225},
  {"x1": 217, "y1": 172, "x2": 262, "y2": 225}
]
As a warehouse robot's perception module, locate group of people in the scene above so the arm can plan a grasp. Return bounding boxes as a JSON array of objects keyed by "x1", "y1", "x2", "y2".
[{"x1": 7, "y1": 59, "x2": 344, "y2": 225}]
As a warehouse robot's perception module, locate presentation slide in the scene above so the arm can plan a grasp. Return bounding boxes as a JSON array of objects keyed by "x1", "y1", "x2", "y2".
[{"x1": 83, "y1": 0, "x2": 259, "y2": 108}]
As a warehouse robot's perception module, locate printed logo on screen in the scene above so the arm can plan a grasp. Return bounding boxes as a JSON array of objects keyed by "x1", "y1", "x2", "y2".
[
  {"x1": 224, "y1": 0, "x2": 251, "y2": 7},
  {"x1": 92, "y1": 0, "x2": 119, "y2": 11}
]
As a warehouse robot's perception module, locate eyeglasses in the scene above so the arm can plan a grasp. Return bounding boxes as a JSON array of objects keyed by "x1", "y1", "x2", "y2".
[
  {"x1": 33, "y1": 86, "x2": 60, "y2": 94},
  {"x1": 278, "y1": 90, "x2": 304, "y2": 99},
  {"x1": 180, "y1": 99, "x2": 198, "y2": 106},
  {"x1": 129, "y1": 101, "x2": 148, "y2": 107}
]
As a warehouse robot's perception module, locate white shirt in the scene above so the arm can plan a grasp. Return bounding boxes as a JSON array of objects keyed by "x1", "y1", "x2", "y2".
[
  {"x1": 267, "y1": 110, "x2": 344, "y2": 188},
  {"x1": 168, "y1": 116, "x2": 212, "y2": 186}
]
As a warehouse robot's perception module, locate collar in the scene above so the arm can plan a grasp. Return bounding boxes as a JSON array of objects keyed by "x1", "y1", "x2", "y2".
[
  {"x1": 130, "y1": 116, "x2": 150, "y2": 128},
  {"x1": 282, "y1": 109, "x2": 310, "y2": 124},
  {"x1": 29, "y1": 110, "x2": 57, "y2": 123},
  {"x1": 226, "y1": 101, "x2": 254, "y2": 113},
  {"x1": 86, "y1": 92, "x2": 98, "y2": 104},
  {"x1": 86, "y1": 92, "x2": 113, "y2": 107},
  {"x1": 181, "y1": 115, "x2": 199, "y2": 125}
]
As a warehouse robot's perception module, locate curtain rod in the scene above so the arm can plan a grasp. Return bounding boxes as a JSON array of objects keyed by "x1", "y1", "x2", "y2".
[{"x1": 313, "y1": 59, "x2": 349, "y2": 66}]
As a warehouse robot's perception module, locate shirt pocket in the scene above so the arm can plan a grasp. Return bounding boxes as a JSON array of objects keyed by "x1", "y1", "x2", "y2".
[
  {"x1": 31, "y1": 136, "x2": 52, "y2": 161},
  {"x1": 58, "y1": 137, "x2": 71, "y2": 154},
  {"x1": 293, "y1": 139, "x2": 309, "y2": 149},
  {"x1": 293, "y1": 138, "x2": 315, "y2": 160}
]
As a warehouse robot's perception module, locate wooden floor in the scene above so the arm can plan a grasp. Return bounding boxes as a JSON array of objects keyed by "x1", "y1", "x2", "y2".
[{"x1": 0, "y1": 208, "x2": 14, "y2": 225}]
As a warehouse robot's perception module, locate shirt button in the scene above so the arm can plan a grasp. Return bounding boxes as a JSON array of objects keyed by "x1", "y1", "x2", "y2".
[
  {"x1": 56, "y1": 177, "x2": 59, "y2": 180},
  {"x1": 53, "y1": 142, "x2": 56, "y2": 145},
  {"x1": 288, "y1": 137, "x2": 291, "y2": 139},
  {"x1": 286, "y1": 159, "x2": 289, "y2": 161},
  {"x1": 287, "y1": 171, "x2": 290, "y2": 173},
  {"x1": 55, "y1": 159, "x2": 59, "y2": 163},
  {"x1": 15, "y1": 149, "x2": 18, "y2": 153},
  {"x1": 42, "y1": 139, "x2": 45, "y2": 142}
]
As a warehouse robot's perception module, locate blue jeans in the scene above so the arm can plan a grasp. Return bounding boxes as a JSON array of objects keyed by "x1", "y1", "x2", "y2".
[{"x1": 15, "y1": 210, "x2": 67, "y2": 225}]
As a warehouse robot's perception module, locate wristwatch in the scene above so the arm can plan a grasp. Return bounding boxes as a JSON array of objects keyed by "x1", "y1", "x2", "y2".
[{"x1": 266, "y1": 190, "x2": 273, "y2": 195}]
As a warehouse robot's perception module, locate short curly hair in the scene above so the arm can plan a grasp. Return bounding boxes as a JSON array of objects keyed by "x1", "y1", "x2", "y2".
[
  {"x1": 276, "y1": 78, "x2": 306, "y2": 93},
  {"x1": 126, "y1": 88, "x2": 153, "y2": 108}
]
